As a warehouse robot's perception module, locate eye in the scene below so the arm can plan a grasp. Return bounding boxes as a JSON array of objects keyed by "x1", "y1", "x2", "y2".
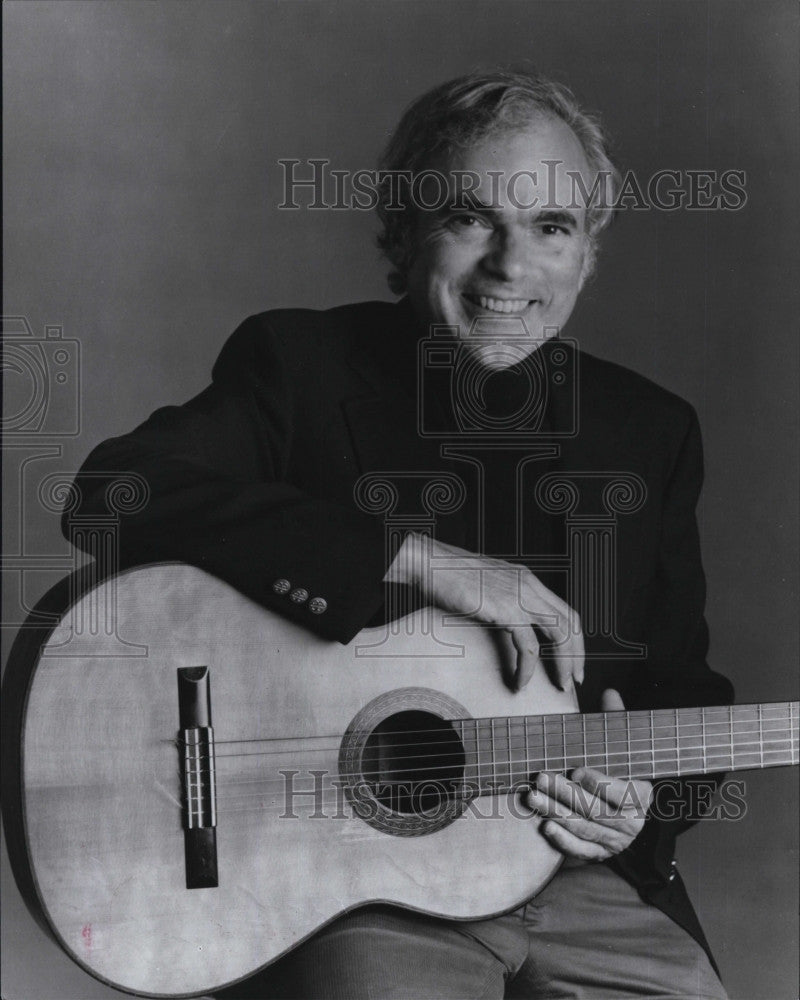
[
  {"x1": 449, "y1": 213, "x2": 489, "y2": 230},
  {"x1": 541, "y1": 223, "x2": 569, "y2": 236}
]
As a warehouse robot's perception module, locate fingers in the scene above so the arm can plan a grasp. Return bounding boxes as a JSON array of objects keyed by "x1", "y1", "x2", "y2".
[
  {"x1": 600, "y1": 688, "x2": 626, "y2": 712},
  {"x1": 564, "y1": 767, "x2": 653, "y2": 814},
  {"x1": 534, "y1": 768, "x2": 652, "y2": 818},
  {"x1": 508, "y1": 626, "x2": 539, "y2": 690},
  {"x1": 538, "y1": 820, "x2": 613, "y2": 862},
  {"x1": 525, "y1": 768, "x2": 653, "y2": 859},
  {"x1": 518, "y1": 571, "x2": 584, "y2": 688},
  {"x1": 497, "y1": 565, "x2": 584, "y2": 690},
  {"x1": 413, "y1": 541, "x2": 585, "y2": 691}
]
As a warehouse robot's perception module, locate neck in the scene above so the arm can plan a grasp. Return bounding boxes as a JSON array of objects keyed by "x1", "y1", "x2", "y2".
[{"x1": 453, "y1": 702, "x2": 799, "y2": 794}]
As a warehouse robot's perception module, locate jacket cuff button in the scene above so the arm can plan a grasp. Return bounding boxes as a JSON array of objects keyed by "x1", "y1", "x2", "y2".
[
  {"x1": 290, "y1": 587, "x2": 309, "y2": 604},
  {"x1": 309, "y1": 597, "x2": 328, "y2": 615},
  {"x1": 272, "y1": 578, "x2": 291, "y2": 595}
]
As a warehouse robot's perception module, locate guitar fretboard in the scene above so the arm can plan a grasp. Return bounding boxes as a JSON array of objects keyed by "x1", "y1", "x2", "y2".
[{"x1": 455, "y1": 702, "x2": 799, "y2": 793}]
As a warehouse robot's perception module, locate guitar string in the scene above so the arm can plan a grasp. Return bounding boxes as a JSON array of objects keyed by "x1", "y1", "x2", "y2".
[
  {"x1": 204, "y1": 721, "x2": 798, "y2": 760},
  {"x1": 208, "y1": 732, "x2": 798, "y2": 767},
  {"x1": 210, "y1": 751, "x2": 799, "y2": 812},
  {"x1": 211, "y1": 751, "x2": 800, "y2": 812},
  {"x1": 191, "y1": 736, "x2": 800, "y2": 809},
  {"x1": 197, "y1": 711, "x2": 799, "y2": 756},
  {"x1": 211, "y1": 736, "x2": 799, "y2": 773},
  {"x1": 177, "y1": 708, "x2": 799, "y2": 799},
  {"x1": 209, "y1": 742, "x2": 800, "y2": 784},
  {"x1": 194, "y1": 737, "x2": 800, "y2": 799},
  {"x1": 204, "y1": 704, "x2": 797, "y2": 748},
  {"x1": 210, "y1": 756, "x2": 799, "y2": 805}
]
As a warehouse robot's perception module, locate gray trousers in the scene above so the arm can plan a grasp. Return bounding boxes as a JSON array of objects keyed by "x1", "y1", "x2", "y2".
[{"x1": 217, "y1": 862, "x2": 727, "y2": 999}]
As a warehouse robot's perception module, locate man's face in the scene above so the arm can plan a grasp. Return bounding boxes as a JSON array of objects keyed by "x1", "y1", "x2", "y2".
[{"x1": 405, "y1": 116, "x2": 594, "y2": 369}]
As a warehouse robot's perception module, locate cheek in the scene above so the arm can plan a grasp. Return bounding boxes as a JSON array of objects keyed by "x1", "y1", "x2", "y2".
[
  {"x1": 552, "y1": 248, "x2": 588, "y2": 295},
  {"x1": 411, "y1": 244, "x2": 469, "y2": 292}
]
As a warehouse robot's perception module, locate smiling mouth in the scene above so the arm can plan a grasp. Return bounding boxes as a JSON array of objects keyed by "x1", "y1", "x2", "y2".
[{"x1": 463, "y1": 294, "x2": 535, "y2": 314}]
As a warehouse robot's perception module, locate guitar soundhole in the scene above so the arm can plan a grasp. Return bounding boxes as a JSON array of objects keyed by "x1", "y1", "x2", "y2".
[
  {"x1": 362, "y1": 711, "x2": 465, "y2": 815},
  {"x1": 339, "y1": 687, "x2": 473, "y2": 836}
]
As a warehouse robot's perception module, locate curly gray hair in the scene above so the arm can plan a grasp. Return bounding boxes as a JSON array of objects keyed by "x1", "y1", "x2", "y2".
[{"x1": 376, "y1": 69, "x2": 621, "y2": 293}]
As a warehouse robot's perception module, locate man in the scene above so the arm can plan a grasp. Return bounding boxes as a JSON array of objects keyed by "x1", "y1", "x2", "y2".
[{"x1": 66, "y1": 71, "x2": 733, "y2": 998}]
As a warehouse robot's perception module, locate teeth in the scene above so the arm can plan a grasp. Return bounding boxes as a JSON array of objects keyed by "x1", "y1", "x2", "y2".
[{"x1": 475, "y1": 295, "x2": 531, "y2": 314}]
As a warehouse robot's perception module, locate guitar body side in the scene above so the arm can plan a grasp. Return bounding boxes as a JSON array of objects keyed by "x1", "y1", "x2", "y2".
[{"x1": 7, "y1": 564, "x2": 575, "y2": 997}]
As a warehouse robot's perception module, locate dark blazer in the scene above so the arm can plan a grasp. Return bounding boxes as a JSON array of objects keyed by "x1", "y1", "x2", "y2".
[{"x1": 66, "y1": 298, "x2": 734, "y2": 970}]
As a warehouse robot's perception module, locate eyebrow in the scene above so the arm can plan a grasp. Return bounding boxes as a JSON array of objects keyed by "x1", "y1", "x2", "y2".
[{"x1": 447, "y1": 195, "x2": 579, "y2": 229}]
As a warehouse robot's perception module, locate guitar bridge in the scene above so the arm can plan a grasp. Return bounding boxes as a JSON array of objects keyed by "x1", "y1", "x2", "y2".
[
  {"x1": 182, "y1": 726, "x2": 217, "y2": 830},
  {"x1": 178, "y1": 667, "x2": 219, "y2": 889}
]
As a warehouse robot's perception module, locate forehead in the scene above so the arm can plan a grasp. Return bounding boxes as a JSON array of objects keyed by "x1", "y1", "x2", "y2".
[{"x1": 439, "y1": 116, "x2": 593, "y2": 211}]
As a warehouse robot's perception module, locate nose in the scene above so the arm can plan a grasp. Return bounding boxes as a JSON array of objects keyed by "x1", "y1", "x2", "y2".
[{"x1": 480, "y1": 228, "x2": 533, "y2": 283}]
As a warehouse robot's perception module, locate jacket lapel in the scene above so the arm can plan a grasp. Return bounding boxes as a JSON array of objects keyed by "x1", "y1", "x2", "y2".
[{"x1": 342, "y1": 301, "x2": 469, "y2": 546}]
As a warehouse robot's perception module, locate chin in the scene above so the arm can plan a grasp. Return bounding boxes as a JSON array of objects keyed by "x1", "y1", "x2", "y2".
[{"x1": 463, "y1": 338, "x2": 543, "y2": 370}]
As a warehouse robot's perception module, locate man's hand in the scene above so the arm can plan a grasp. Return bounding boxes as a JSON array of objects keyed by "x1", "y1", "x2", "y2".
[
  {"x1": 385, "y1": 533, "x2": 584, "y2": 691},
  {"x1": 525, "y1": 689, "x2": 654, "y2": 862}
]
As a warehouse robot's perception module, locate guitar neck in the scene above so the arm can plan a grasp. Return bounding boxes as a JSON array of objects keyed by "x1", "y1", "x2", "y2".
[{"x1": 456, "y1": 702, "x2": 799, "y2": 790}]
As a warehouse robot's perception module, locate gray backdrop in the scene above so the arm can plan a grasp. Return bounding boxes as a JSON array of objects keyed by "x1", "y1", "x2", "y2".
[{"x1": 2, "y1": 2, "x2": 798, "y2": 998}]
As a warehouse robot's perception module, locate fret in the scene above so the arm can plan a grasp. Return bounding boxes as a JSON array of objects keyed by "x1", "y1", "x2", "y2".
[
  {"x1": 625, "y1": 711, "x2": 631, "y2": 780},
  {"x1": 542, "y1": 714, "x2": 565, "y2": 773},
  {"x1": 490, "y1": 718, "x2": 497, "y2": 789},
  {"x1": 523, "y1": 716, "x2": 540, "y2": 774},
  {"x1": 730, "y1": 706, "x2": 763, "y2": 768},
  {"x1": 583, "y1": 712, "x2": 605, "y2": 770},
  {"x1": 460, "y1": 719, "x2": 479, "y2": 794},
  {"x1": 614, "y1": 710, "x2": 629, "y2": 779},
  {"x1": 702, "y1": 707, "x2": 707, "y2": 773},
  {"x1": 582, "y1": 713, "x2": 588, "y2": 772},
  {"x1": 629, "y1": 711, "x2": 651, "y2": 778},
  {"x1": 506, "y1": 717, "x2": 513, "y2": 785},
  {"x1": 652, "y1": 707, "x2": 678, "y2": 779},
  {"x1": 523, "y1": 714, "x2": 530, "y2": 775},
  {"x1": 514, "y1": 716, "x2": 527, "y2": 785},
  {"x1": 682, "y1": 707, "x2": 705, "y2": 774},
  {"x1": 703, "y1": 706, "x2": 731, "y2": 769},
  {"x1": 477, "y1": 718, "x2": 493, "y2": 793},
  {"x1": 504, "y1": 716, "x2": 513, "y2": 788},
  {"x1": 467, "y1": 702, "x2": 798, "y2": 804},
  {"x1": 542, "y1": 715, "x2": 550, "y2": 771},
  {"x1": 493, "y1": 716, "x2": 507, "y2": 790},
  {"x1": 728, "y1": 705, "x2": 734, "y2": 769},
  {"x1": 564, "y1": 715, "x2": 582, "y2": 771},
  {"x1": 473, "y1": 718, "x2": 482, "y2": 785},
  {"x1": 649, "y1": 710, "x2": 655, "y2": 778},
  {"x1": 673, "y1": 708, "x2": 680, "y2": 777}
]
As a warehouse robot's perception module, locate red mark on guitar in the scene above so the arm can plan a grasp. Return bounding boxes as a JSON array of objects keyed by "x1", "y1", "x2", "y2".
[{"x1": 81, "y1": 923, "x2": 92, "y2": 949}]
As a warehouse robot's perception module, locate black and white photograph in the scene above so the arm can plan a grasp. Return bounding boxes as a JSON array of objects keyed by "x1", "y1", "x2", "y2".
[{"x1": 2, "y1": 2, "x2": 798, "y2": 999}]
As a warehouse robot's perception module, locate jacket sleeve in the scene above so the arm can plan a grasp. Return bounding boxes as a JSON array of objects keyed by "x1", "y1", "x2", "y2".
[
  {"x1": 61, "y1": 315, "x2": 388, "y2": 643},
  {"x1": 615, "y1": 405, "x2": 734, "y2": 880}
]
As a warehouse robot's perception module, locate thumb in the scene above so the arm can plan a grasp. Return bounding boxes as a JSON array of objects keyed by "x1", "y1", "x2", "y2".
[{"x1": 600, "y1": 688, "x2": 626, "y2": 712}]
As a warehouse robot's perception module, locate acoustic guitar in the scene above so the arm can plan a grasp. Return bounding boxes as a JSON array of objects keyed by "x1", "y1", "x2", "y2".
[{"x1": 2, "y1": 563, "x2": 797, "y2": 997}]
